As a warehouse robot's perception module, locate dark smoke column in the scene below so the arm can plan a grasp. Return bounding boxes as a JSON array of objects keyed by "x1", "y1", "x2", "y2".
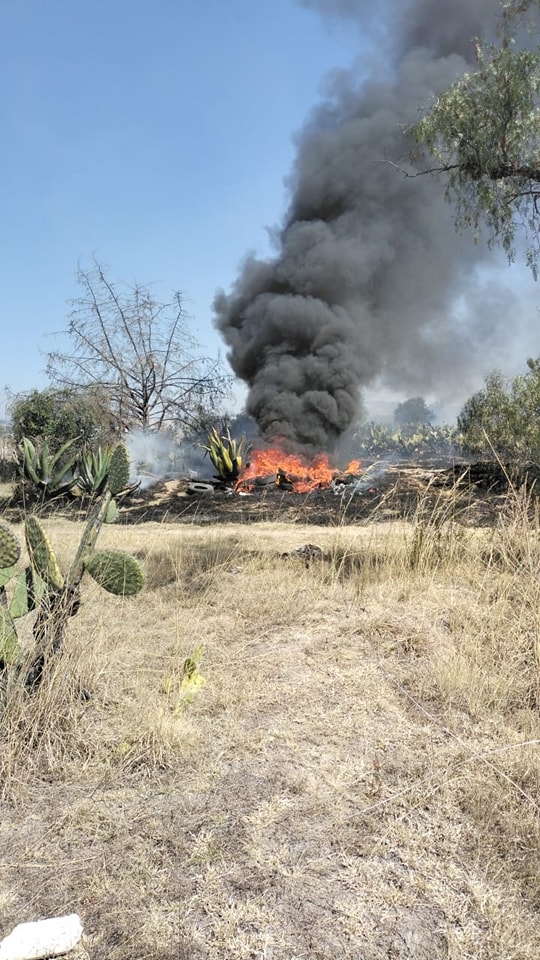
[
  {"x1": 213, "y1": 258, "x2": 368, "y2": 452},
  {"x1": 214, "y1": 0, "x2": 503, "y2": 455}
]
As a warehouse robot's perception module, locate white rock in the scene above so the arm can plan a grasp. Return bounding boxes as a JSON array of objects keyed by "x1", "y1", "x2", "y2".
[{"x1": 0, "y1": 914, "x2": 83, "y2": 960}]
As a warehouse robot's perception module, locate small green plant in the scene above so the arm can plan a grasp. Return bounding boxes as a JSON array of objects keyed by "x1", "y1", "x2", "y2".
[
  {"x1": 203, "y1": 427, "x2": 248, "y2": 482},
  {"x1": 17, "y1": 435, "x2": 80, "y2": 499},
  {"x1": 162, "y1": 644, "x2": 206, "y2": 714},
  {"x1": 0, "y1": 443, "x2": 144, "y2": 688}
]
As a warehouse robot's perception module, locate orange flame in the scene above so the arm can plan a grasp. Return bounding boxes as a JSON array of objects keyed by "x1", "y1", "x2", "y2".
[{"x1": 237, "y1": 448, "x2": 362, "y2": 493}]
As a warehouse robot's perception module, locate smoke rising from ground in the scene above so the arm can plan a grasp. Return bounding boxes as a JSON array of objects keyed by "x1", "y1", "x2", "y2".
[
  {"x1": 214, "y1": 0, "x2": 517, "y2": 454},
  {"x1": 126, "y1": 429, "x2": 209, "y2": 488}
]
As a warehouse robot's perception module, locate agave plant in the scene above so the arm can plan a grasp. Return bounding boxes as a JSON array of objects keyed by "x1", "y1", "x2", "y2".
[
  {"x1": 17, "y1": 435, "x2": 80, "y2": 498},
  {"x1": 203, "y1": 427, "x2": 249, "y2": 483},
  {"x1": 73, "y1": 444, "x2": 140, "y2": 499},
  {"x1": 73, "y1": 444, "x2": 114, "y2": 496},
  {"x1": 0, "y1": 443, "x2": 144, "y2": 688}
]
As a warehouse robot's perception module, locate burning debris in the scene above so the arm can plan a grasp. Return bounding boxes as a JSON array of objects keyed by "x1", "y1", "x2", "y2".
[{"x1": 235, "y1": 447, "x2": 362, "y2": 494}]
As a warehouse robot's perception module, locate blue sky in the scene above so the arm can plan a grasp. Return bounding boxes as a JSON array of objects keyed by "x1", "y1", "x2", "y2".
[
  {"x1": 1, "y1": 0, "x2": 539, "y2": 426},
  {"x1": 0, "y1": 0, "x2": 367, "y2": 415}
]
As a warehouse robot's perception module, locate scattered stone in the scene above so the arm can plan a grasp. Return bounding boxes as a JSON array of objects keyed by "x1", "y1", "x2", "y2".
[
  {"x1": 281, "y1": 543, "x2": 324, "y2": 566},
  {"x1": 0, "y1": 914, "x2": 83, "y2": 960}
]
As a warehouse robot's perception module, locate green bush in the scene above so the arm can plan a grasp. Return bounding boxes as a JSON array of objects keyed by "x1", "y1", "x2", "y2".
[
  {"x1": 458, "y1": 360, "x2": 540, "y2": 462},
  {"x1": 9, "y1": 387, "x2": 116, "y2": 452}
]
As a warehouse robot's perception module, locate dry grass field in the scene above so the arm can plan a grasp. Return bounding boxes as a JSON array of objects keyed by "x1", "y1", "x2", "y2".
[{"x1": 2, "y1": 480, "x2": 540, "y2": 958}]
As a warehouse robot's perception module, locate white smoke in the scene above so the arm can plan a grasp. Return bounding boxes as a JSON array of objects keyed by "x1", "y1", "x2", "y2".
[{"x1": 125, "y1": 429, "x2": 209, "y2": 489}]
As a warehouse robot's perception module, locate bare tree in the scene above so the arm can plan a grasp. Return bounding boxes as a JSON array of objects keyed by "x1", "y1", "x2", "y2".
[{"x1": 47, "y1": 260, "x2": 231, "y2": 433}]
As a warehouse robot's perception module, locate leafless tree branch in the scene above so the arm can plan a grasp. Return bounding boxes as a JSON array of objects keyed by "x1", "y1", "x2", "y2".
[{"x1": 47, "y1": 261, "x2": 231, "y2": 433}]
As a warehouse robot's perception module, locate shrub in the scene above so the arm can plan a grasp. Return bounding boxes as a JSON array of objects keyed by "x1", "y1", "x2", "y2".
[
  {"x1": 9, "y1": 387, "x2": 116, "y2": 452},
  {"x1": 458, "y1": 360, "x2": 540, "y2": 462}
]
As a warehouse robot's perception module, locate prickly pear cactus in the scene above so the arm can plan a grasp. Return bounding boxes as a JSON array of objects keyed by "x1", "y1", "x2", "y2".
[
  {"x1": 25, "y1": 516, "x2": 64, "y2": 590},
  {"x1": 0, "y1": 522, "x2": 21, "y2": 570},
  {"x1": 9, "y1": 566, "x2": 47, "y2": 618},
  {"x1": 1, "y1": 444, "x2": 144, "y2": 689},
  {"x1": 105, "y1": 499, "x2": 119, "y2": 524},
  {"x1": 0, "y1": 561, "x2": 18, "y2": 588},
  {"x1": 107, "y1": 444, "x2": 131, "y2": 496},
  {"x1": 84, "y1": 550, "x2": 144, "y2": 596},
  {"x1": 0, "y1": 608, "x2": 19, "y2": 665}
]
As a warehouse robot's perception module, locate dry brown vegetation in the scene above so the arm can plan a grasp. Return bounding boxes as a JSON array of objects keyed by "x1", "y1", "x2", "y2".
[{"x1": 2, "y1": 480, "x2": 540, "y2": 959}]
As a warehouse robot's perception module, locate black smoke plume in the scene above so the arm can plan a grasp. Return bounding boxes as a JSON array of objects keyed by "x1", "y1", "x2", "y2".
[{"x1": 214, "y1": 0, "x2": 510, "y2": 454}]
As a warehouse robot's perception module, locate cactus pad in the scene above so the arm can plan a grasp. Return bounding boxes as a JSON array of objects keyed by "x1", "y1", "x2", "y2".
[
  {"x1": 0, "y1": 563, "x2": 17, "y2": 588},
  {"x1": 84, "y1": 550, "x2": 144, "y2": 596},
  {"x1": 25, "y1": 516, "x2": 64, "y2": 590},
  {"x1": 9, "y1": 566, "x2": 47, "y2": 618},
  {"x1": 0, "y1": 522, "x2": 21, "y2": 570},
  {"x1": 0, "y1": 608, "x2": 20, "y2": 664},
  {"x1": 108, "y1": 444, "x2": 131, "y2": 495},
  {"x1": 105, "y1": 499, "x2": 119, "y2": 524}
]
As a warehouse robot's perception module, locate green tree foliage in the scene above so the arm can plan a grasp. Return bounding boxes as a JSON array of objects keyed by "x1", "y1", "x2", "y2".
[
  {"x1": 9, "y1": 386, "x2": 114, "y2": 452},
  {"x1": 458, "y1": 360, "x2": 540, "y2": 459},
  {"x1": 394, "y1": 396, "x2": 435, "y2": 428},
  {"x1": 410, "y1": 1, "x2": 540, "y2": 271}
]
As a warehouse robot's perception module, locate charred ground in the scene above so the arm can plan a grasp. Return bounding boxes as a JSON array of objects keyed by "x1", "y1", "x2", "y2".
[{"x1": 0, "y1": 459, "x2": 525, "y2": 527}]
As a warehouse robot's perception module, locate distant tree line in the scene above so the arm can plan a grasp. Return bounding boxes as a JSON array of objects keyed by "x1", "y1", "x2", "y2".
[{"x1": 3, "y1": 263, "x2": 540, "y2": 473}]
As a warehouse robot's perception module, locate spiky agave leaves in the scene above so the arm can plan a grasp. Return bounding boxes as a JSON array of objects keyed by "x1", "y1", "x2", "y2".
[
  {"x1": 74, "y1": 444, "x2": 114, "y2": 496},
  {"x1": 25, "y1": 516, "x2": 64, "y2": 590},
  {"x1": 204, "y1": 427, "x2": 249, "y2": 482},
  {"x1": 84, "y1": 550, "x2": 144, "y2": 596},
  {"x1": 74, "y1": 442, "x2": 138, "y2": 501},
  {"x1": 0, "y1": 446, "x2": 145, "y2": 687},
  {"x1": 18, "y1": 436, "x2": 79, "y2": 497}
]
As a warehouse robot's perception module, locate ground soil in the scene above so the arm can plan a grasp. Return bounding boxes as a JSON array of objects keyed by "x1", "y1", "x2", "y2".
[
  {"x1": 2, "y1": 460, "x2": 540, "y2": 959},
  {"x1": 0, "y1": 460, "x2": 520, "y2": 527}
]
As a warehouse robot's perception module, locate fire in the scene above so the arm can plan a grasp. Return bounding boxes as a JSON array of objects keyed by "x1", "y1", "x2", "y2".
[{"x1": 237, "y1": 447, "x2": 362, "y2": 493}]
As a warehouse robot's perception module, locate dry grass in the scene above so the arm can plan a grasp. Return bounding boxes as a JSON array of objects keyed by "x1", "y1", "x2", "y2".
[{"x1": 2, "y1": 484, "x2": 540, "y2": 958}]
